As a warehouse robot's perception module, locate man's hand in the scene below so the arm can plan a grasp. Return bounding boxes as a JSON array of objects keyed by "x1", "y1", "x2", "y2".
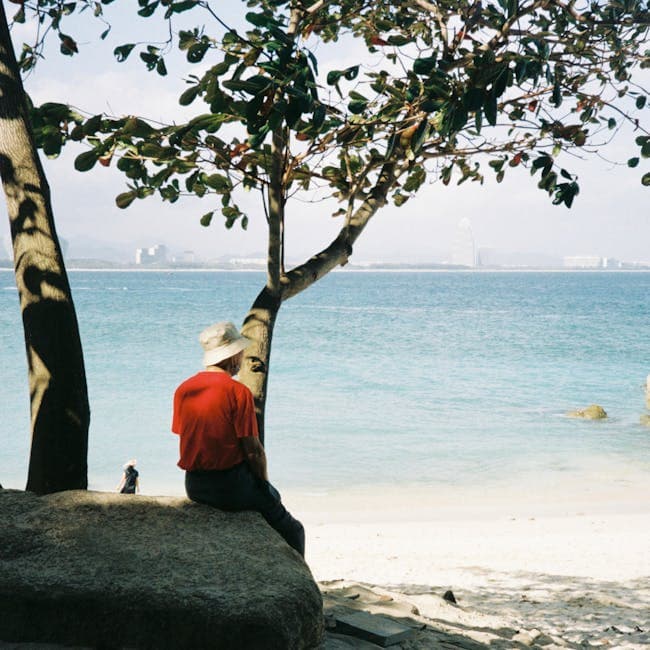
[{"x1": 240, "y1": 436, "x2": 269, "y2": 482}]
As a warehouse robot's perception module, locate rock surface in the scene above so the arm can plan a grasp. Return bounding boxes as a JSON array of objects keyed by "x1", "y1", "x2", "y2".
[
  {"x1": 0, "y1": 489, "x2": 322, "y2": 649},
  {"x1": 567, "y1": 404, "x2": 607, "y2": 419}
]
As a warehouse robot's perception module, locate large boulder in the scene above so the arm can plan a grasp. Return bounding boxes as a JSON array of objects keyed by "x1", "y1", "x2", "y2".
[
  {"x1": 567, "y1": 404, "x2": 608, "y2": 420},
  {"x1": 0, "y1": 489, "x2": 322, "y2": 649}
]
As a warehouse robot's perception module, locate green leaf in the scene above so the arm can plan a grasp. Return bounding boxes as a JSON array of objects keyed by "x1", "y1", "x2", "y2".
[
  {"x1": 551, "y1": 81, "x2": 562, "y2": 107},
  {"x1": 636, "y1": 95, "x2": 647, "y2": 110},
  {"x1": 222, "y1": 77, "x2": 270, "y2": 94},
  {"x1": 138, "y1": 1, "x2": 158, "y2": 17},
  {"x1": 13, "y1": 5, "x2": 25, "y2": 23},
  {"x1": 348, "y1": 100, "x2": 367, "y2": 114},
  {"x1": 642, "y1": 142, "x2": 650, "y2": 158},
  {"x1": 627, "y1": 157, "x2": 639, "y2": 168},
  {"x1": 387, "y1": 35, "x2": 411, "y2": 46},
  {"x1": 156, "y1": 58, "x2": 167, "y2": 76},
  {"x1": 139, "y1": 143, "x2": 166, "y2": 158},
  {"x1": 204, "y1": 174, "x2": 230, "y2": 191},
  {"x1": 42, "y1": 135, "x2": 62, "y2": 158},
  {"x1": 463, "y1": 88, "x2": 484, "y2": 112},
  {"x1": 114, "y1": 44, "x2": 135, "y2": 62},
  {"x1": 115, "y1": 191, "x2": 137, "y2": 209},
  {"x1": 123, "y1": 117, "x2": 156, "y2": 138},
  {"x1": 413, "y1": 56, "x2": 437, "y2": 76},
  {"x1": 344, "y1": 66, "x2": 359, "y2": 81},
  {"x1": 484, "y1": 91, "x2": 497, "y2": 126},
  {"x1": 326, "y1": 70, "x2": 342, "y2": 86},
  {"x1": 245, "y1": 11, "x2": 275, "y2": 28},
  {"x1": 642, "y1": 173, "x2": 650, "y2": 187},
  {"x1": 187, "y1": 42, "x2": 210, "y2": 63},
  {"x1": 312, "y1": 104, "x2": 326, "y2": 130},
  {"x1": 172, "y1": 0, "x2": 199, "y2": 13},
  {"x1": 179, "y1": 86, "x2": 200, "y2": 106},
  {"x1": 200, "y1": 211, "x2": 214, "y2": 227},
  {"x1": 74, "y1": 150, "x2": 98, "y2": 172}
]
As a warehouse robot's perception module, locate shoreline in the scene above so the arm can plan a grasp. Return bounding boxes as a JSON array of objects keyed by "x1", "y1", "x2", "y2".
[{"x1": 3, "y1": 267, "x2": 650, "y2": 273}]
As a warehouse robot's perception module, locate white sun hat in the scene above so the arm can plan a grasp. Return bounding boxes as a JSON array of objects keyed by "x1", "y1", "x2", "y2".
[{"x1": 199, "y1": 321, "x2": 251, "y2": 367}]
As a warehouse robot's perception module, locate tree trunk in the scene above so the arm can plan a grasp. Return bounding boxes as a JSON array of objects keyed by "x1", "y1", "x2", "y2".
[
  {"x1": 0, "y1": 4, "x2": 90, "y2": 494},
  {"x1": 239, "y1": 287, "x2": 282, "y2": 445}
]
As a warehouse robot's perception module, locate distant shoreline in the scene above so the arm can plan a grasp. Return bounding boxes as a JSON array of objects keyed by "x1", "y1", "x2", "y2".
[{"x1": 2, "y1": 266, "x2": 650, "y2": 274}]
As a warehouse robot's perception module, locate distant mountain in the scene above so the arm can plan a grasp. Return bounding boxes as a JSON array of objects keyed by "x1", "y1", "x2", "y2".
[{"x1": 63, "y1": 237, "x2": 136, "y2": 264}]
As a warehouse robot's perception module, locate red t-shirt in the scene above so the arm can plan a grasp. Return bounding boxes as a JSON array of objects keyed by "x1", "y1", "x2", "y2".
[{"x1": 172, "y1": 371, "x2": 259, "y2": 471}]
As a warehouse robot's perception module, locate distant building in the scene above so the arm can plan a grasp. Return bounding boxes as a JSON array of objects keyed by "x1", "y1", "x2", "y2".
[
  {"x1": 229, "y1": 257, "x2": 266, "y2": 268},
  {"x1": 602, "y1": 257, "x2": 622, "y2": 269},
  {"x1": 136, "y1": 244, "x2": 167, "y2": 265},
  {"x1": 563, "y1": 255, "x2": 603, "y2": 269},
  {"x1": 451, "y1": 218, "x2": 476, "y2": 267},
  {"x1": 477, "y1": 248, "x2": 561, "y2": 268}
]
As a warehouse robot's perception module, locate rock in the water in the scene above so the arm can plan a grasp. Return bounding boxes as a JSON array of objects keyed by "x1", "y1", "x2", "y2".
[
  {"x1": 0, "y1": 489, "x2": 322, "y2": 649},
  {"x1": 567, "y1": 404, "x2": 608, "y2": 419},
  {"x1": 640, "y1": 414, "x2": 650, "y2": 427}
]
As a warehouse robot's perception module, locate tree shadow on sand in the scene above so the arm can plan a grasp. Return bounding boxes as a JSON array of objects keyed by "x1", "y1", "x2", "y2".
[{"x1": 321, "y1": 572, "x2": 650, "y2": 649}]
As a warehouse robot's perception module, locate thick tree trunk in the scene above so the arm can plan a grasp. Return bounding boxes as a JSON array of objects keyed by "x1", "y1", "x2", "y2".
[{"x1": 0, "y1": 5, "x2": 90, "y2": 493}]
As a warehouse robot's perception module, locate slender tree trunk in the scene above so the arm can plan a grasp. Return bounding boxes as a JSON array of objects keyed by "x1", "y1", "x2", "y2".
[
  {"x1": 240, "y1": 287, "x2": 281, "y2": 445},
  {"x1": 0, "y1": 4, "x2": 90, "y2": 494},
  {"x1": 238, "y1": 124, "x2": 285, "y2": 444}
]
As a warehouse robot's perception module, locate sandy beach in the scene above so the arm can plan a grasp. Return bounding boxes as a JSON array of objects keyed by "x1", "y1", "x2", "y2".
[{"x1": 286, "y1": 468, "x2": 650, "y2": 648}]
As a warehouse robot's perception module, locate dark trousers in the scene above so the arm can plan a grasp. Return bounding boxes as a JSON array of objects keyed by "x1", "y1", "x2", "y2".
[{"x1": 185, "y1": 463, "x2": 305, "y2": 557}]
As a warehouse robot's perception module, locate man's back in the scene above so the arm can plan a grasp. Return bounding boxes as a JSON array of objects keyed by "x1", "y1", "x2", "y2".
[{"x1": 172, "y1": 371, "x2": 258, "y2": 471}]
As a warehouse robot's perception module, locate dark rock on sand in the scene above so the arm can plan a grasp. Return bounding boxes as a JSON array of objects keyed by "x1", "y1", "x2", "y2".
[
  {"x1": 443, "y1": 590, "x2": 457, "y2": 604},
  {"x1": 0, "y1": 489, "x2": 322, "y2": 649}
]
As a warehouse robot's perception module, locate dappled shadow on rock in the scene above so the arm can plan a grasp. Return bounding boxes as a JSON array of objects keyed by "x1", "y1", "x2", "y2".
[{"x1": 0, "y1": 489, "x2": 322, "y2": 649}]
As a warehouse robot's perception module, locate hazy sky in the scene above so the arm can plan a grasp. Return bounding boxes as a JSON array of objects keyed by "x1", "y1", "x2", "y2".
[{"x1": 2, "y1": 4, "x2": 648, "y2": 264}]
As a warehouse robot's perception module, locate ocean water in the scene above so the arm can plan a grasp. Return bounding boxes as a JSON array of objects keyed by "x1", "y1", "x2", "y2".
[{"x1": 1, "y1": 270, "x2": 649, "y2": 495}]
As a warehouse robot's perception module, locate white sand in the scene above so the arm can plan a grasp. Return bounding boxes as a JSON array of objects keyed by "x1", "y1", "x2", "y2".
[{"x1": 286, "y1": 468, "x2": 650, "y2": 647}]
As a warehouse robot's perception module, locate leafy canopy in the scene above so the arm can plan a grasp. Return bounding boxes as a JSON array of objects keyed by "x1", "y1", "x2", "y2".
[{"x1": 17, "y1": 0, "x2": 650, "y2": 232}]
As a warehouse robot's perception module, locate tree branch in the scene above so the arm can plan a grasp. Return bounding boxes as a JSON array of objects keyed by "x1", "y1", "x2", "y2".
[
  {"x1": 280, "y1": 160, "x2": 400, "y2": 301},
  {"x1": 411, "y1": 0, "x2": 450, "y2": 54},
  {"x1": 267, "y1": 126, "x2": 285, "y2": 295}
]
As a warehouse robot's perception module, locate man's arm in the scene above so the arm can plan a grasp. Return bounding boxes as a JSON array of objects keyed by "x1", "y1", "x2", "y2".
[{"x1": 240, "y1": 436, "x2": 269, "y2": 482}]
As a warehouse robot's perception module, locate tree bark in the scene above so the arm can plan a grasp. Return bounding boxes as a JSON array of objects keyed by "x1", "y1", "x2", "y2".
[
  {"x1": 239, "y1": 287, "x2": 281, "y2": 445},
  {"x1": 0, "y1": 4, "x2": 90, "y2": 494}
]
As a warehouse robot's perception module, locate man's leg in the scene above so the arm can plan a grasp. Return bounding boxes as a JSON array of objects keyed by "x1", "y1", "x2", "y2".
[
  {"x1": 255, "y1": 482, "x2": 305, "y2": 557},
  {"x1": 185, "y1": 465, "x2": 305, "y2": 557}
]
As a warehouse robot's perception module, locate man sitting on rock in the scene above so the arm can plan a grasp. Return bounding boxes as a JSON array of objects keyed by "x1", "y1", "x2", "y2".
[{"x1": 172, "y1": 321, "x2": 305, "y2": 557}]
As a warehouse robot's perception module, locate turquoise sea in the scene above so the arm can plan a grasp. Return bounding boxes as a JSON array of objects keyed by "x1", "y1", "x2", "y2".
[{"x1": 1, "y1": 270, "x2": 649, "y2": 495}]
